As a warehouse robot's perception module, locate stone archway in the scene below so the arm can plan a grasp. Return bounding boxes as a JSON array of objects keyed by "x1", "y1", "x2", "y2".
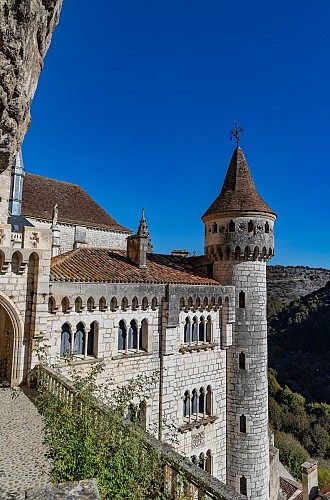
[{"x1": 0, "y1": 292, "x2": 24, "y2": 386}]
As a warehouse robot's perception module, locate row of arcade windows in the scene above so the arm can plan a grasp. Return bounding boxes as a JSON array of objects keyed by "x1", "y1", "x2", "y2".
[
  {"x1": 60, "y1": 322, "x2": 98, "y2": 358},
  {"x1": 191, "y1": 451, "x2": 212, "y2": 474},
  {"x1": 118, "y1": 319, "x2": 148, "y2": 352},
  {"x1": 183, "y1": 386, "x2": 213, "y2": 421},
  {"x1": 183, "y1": 316, "x2": 213, "y2": 344},
  {"x1": 51, "y1": 296, "x2": 159, "y2": 314},
  {"x1": 208, "y1": 221, "x2": 270, "y2": 234}
]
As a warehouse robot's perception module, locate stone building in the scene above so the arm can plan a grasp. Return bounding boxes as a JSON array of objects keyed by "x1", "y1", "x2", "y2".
[{"x1": 0, "y1": 145, "x2": 277, "y2": 499}]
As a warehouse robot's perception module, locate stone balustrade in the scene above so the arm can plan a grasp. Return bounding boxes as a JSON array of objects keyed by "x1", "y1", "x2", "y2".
[{"x1": 36, "y1": 364, "x2": 245, "y2": 500}]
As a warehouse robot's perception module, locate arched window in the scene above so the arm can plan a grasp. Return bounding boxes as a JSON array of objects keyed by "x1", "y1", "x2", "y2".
[
  {"x1": 239, "y1": 351, "x2": 246, "y2": 370},
  {"x1": 75, "y1": 297, "x2": 82, "y2": 313},
  {"x1": 61, "y1": 297, "x2": 70, "y2": 313},
  {"x1": 60, "y1": 323, "x2": 71, "y2": 358},
  {"x1": 196, "y1": 297, "x2": 201, "y2": 308},
  {"x1": 151, "y1": 297, "x2": 157, "y2": 310},
  {"x1": 199, "y1": 387, "x2": 205, "y2": 415},
  {"x1": 183, "y1": 391, "x2": 190, "y2": 418},
  {"x1": 248, "y1": 220, "x2": 254, "y2": 233},
  {"x1": 240, "y1": 414, "x2": 246, "y2": 433},
  {"x1": 240, "y1": 476, "x2": 247, "y2": 496},
  {"x1": 206, "y1": 385, "x2": 212, "y2": 415},
  {"x1": 212, "y1": 222, "x2": 217, "y2": 234},
  {"x1": 203, "y1": 297, "x2": 208, "y2": 308},
  {"x1": 191, "y1": 389, "x2": 197, "y2": 416},
  {"x1": 228, "y1": 220, "x2": 235, "y2": 232},
  {"x1": 188, "y1": 297, "x2": 193, "y2": 308},
  {"x1": 253, "y1": 246, "x2": 259, "y2": 260},
  {"x1": 199, "y1": 316, "x2": 205, "y2": 342},
  {"x1": 142, "y1": 297, "x2": 148, "y2": 311},
  {"x1": 209, "y1": 297, "x2": 215, "y2": 309},
  {"x1": 184, "y1": 317, "x2": 191, "y2": 343},
  {"x1": 110, "y1": 297, "x2": 117, "y2": 312},
  {"x1": 128, "y1": 319, "x2": 137, "y2": 350},
  {"x1": 121, "y1": 297, "x2": 128, "y2": 311},
  {"x1": 206, "y1": 316, "x2": 212, "y2": 342},
  {"x1": 265, "y1": 221, "x2": 269, "y2": 233},
  {"x1": 74, "y1": 322, "x2": 85, "y2": 355},
  {"x1": 139, "y1": 319, "x2": 148, "y2": 352},
  {"x1": 179, "y1": 297, "x2": 185, "y2": 310},
  {"x1": 11, "y1": 251, "x2": 21, "y2": 274},
  {"x1": 192, "y1": 316, "x2": 198, "y2": 342},
  {"x1": 132, "y1": 296, "x2": 138, "y2": 310},
  {"x1": 235, "y1": 246, "x2": 241, "y2": 260},
  {"x1": 239, "y1": 291, "x2": 245, "y2": 309},
  {"x1": 118, "y1": 320, "x2": 126, "y2": 350},
  {"x1": 88, "y1": 321, "x2": 98, "y2": 357},
  {"x1": 87, "y1": 297, "x2": 95, "y2": 312},
  {"x1": 99, "y1": 297, "x2": 107, "y2": 311},
  {"x1": 206, "y1": 450, "x2": 212, "y2": 474},
  {"x1": 48, "y1": 297, "x2": 56, "y2": 314}
]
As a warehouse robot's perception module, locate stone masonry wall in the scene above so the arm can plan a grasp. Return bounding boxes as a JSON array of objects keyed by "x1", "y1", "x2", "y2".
[
  {"x1": 44, "y1": 281, "x2": 236, "y2": 483},
  {"x1": 27, "y1": 218, "x2": 129, "y2": 253}
]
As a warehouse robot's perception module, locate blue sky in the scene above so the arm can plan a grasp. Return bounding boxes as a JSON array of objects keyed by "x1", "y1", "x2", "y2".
[{"x1": 23, "y1": 1, "x2": 330, "y2": 268}]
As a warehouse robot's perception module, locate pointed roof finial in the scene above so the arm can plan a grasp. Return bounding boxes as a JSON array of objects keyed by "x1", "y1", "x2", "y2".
[
  {"x1": 137, "y1": 208, "x2": 148, "y2": 237},
  {"x1": 229, "y1": 119, "x2": 244, "y2": 146}
]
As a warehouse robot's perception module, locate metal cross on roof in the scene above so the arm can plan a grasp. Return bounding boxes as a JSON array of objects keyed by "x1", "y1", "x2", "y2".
[{"x1": 229, "y1": 120, "x2": 244, "y2": 146}]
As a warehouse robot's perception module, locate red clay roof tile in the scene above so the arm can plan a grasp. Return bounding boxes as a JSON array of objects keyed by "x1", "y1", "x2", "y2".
[{"x1": 50, "y1": 248, "x2": 218, "y2": 285}]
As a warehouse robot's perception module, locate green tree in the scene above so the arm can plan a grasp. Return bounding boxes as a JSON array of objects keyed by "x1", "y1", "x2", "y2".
[{"x1": 274, "y1": 431, "x2": 309, "y2": 480}]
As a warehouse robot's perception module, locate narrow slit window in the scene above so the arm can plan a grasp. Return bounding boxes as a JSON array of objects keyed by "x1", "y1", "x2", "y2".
[
  {"x1": 239, "y1": 351, "x2": 246, "y2": 370},
  {"x1": 239, "y1": 291, "x2": 245, "y2": 309},
  {"x1": 240, "y1": 414, "x2": 246, "y2": 433}
]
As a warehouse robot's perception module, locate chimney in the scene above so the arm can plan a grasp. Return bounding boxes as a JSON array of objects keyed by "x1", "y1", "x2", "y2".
[
  {"x1": 302, "y1": 460, "x2": 318, "y2": 500},
  {"x1": 127, "y1": 209, "x2": 151, "y2": 269},
  {"x1": 171, "y1": 249, "x2": 189, "y2": 257}
]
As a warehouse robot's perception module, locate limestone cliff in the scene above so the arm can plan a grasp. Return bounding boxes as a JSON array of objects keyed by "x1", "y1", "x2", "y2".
[{"x1": 0, "y1": 0, "x2": 63, "y2": 173}]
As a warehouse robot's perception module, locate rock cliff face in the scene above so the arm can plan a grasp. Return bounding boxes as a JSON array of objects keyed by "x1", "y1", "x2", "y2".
[{"x1": 0, "y1": 0, "x2": 63, "y2": 173}]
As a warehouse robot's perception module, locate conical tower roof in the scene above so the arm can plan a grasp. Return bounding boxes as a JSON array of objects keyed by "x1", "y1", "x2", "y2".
[{"x1": 202, "y1": 147, "x2": 275, "y2": 219}]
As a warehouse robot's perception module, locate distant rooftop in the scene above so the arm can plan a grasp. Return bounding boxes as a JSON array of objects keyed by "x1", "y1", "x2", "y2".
[{"x1": 22, "y1": 173, "x2": 130, "y2": 232}]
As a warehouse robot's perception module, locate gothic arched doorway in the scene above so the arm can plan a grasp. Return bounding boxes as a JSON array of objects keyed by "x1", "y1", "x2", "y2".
[{"x1": 0, "y1": 292, "x2": 24, "y2": 386}]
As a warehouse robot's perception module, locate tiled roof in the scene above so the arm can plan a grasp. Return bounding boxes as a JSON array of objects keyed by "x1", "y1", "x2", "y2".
[
  {"x1": 50, "y1": 248, "x2": 219, "y2": 285},
  {"x1": 280, "y1": 477, "x2": 302, "y2": 499},
  {"x1": 22, "y1": 174, "x2": 130, "y2": 232},
  {"x1": 202, "y1": 147, "x2": 276, "y2": 218}
]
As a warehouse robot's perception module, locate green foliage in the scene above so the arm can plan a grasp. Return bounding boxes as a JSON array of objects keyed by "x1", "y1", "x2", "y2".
[
  {"x1": 269, "y1": 369, "x2": 330, "y2": 480},
  {"x1": 274, "y1": 431, "x2": 309, "y2": 480},
  {"x1": 36, "y1": 362, "x2": 172, "y2": 499}
]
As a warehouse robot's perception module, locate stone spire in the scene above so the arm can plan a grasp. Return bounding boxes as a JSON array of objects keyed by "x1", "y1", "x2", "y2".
[
  {"x1": 9, "y1": 149, "x2": 25, "y2": 215},
  {"x1": 127, "y1": 209, "x2": 153, "y2": 269},
  {"x1": 202, "y1": 147, "x2": 275, "y2": 219}
]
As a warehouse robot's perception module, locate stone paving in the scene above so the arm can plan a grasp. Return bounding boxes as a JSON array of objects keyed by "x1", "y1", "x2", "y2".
[{"x1": 0, "y1": 384, "x2": 51, "y2": 500}]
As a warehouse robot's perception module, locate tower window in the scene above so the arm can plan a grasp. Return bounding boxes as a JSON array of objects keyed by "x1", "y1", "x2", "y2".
[
  {"x1": 239, "y1": 351, "x2": 246, "y2": 370},
  {"x1": 240, "y1": 476, "x2": 247, "y2": 496},
  {"x1": 248, "y1": 220, "x2": 254, "y2": 232},
  {"x1": 228, "y1": 220, "x2": 235, "y2": 232},
  {"x1": 212, "y1": 222, "x2": 217, "y2": 234},
  {"x1": 239, "y1": 291, "x2": 245, "y2": 309},
  {"x1": 265, "y1": 221, "x2": 270, "y2": 233},
  {"x1": 207, "y1": 264, "x2": 213, "y2": 279},
  {"x1": 240, "y1": 414, "x2": 246, "y2": 433}
]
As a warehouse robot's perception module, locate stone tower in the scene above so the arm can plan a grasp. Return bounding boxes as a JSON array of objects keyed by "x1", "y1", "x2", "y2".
[{"x1": 202, "y1": 147, "x2": 276, "y2": 499}]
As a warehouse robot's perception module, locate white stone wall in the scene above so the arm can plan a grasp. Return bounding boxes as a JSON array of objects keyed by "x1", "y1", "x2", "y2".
[
  {"x1": 44, "y1": 282, "x2": 235, "y2": 484},
  {"x1": 27, "y1": 218, "x2": 129, "y2": 253}
]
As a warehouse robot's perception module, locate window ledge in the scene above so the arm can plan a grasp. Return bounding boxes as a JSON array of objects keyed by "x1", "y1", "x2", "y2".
[
  {"x1": 178, "y1": 415, "x2": 218, "y2": 433},
  {"x1": 112, "y1": 350, "x2": 150, "y2": 360},
  {"x1": 59, "y1": 356, "x2": 103, "y2": 365},
  {"x1": 179, "y1": 342, "x2": 218, "y2": 354}
]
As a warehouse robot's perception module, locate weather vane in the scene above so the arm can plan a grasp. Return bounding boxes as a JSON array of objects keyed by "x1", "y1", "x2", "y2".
[{"x1": 229, "y1": 120, "x2": 244, "y2": 146}]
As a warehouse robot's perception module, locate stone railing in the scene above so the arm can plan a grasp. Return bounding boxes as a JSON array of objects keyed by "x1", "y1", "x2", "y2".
[{"x1": 36, "y1": 365, "x2": 244, "y2": 500}]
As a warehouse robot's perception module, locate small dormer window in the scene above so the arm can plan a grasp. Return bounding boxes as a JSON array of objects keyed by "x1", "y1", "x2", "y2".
[{"x1": 228, "y1": 220, "x2": 235, "y2": 232}]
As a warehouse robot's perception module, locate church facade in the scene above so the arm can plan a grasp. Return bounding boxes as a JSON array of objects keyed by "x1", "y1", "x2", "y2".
[{"x1": 0, "y1": 146, "x2": 277, "y2": 499}]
